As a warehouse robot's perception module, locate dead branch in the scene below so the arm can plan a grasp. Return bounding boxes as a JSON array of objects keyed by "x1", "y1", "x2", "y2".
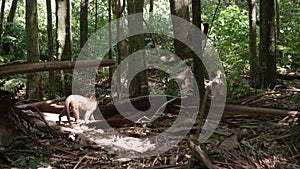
[{"x1": 186, "y1": 137, "x2": 216, "y2": 169}]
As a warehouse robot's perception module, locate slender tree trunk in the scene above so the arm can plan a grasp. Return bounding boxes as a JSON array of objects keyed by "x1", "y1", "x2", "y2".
[
  {"x1": 64, "y1": 0, "x2": 72, "y2": 95},
  {"x1": 189, "y1": 0, "x2": 209, "y2": 167},
  {"x1": 0, "y1": 0, "x2": 6, "y2": 46},
  {"x1": 26, "y1": 0, "x2": 41, "y2": 99},
  {"x1": 46, "y1": 0, "x2": 55, "y2": 99},
  {"x1": 3, "y1": 0, "x2": 18, "y2": 55},
  {"x1": 108, "y1": 0, "x2": 113, "y2": 78},
  {"x1": 94, "y1": 0, "x2": 98, "y2": 32},
  {"x1": 114, "y1": 0, "x2": 127, "y2": 63},
  {"x1": 56, "y1": 0, "x2": 72, "y2": 95},
  {"x1": 56, "y1": 0, "x2": 66, "y2": 61},
  {"x1": 257, "y1": 0, "x2": 277, "y2": 88},
  {"x1": 169, "y1": 0, "x2": 190, "y2": 59},
  {"x1": 114, "y1": 0, "x2": 127, "y2": 100},
  {"x1": 127, "y1": 0, "x2": 148, "y2": 97},
  {"x1": 248, "y1": 0, "x2": 257, "y2": 83},
  {"x1": 192, "y1": 0, "x2": 205, "y2": 99},
  {"x1": 149, "y1": 0, "x2": 154, "y2": 13},
  {"x1": 149, "y1": 0, "x2": 154, "y2": 18},
  {"x1": 275, "y1": 0, "x2": 282, "y2": 60},
  {"x1": 80, "y1": 0, "x2": 88, "y2": 48}
]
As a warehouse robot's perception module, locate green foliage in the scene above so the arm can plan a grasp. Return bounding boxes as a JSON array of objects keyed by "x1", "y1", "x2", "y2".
[
  {"x1": 1, "y1": 76, "x2": 26, "y2": 92},
  {"x1": 211, "y1": 132, "x2": 223, "y2": 142},
  {"x1": 210, "y1": 5, "x2": 249, "y2": 73},
  {"x1": 232, "y1": 85, "x2": 263, "y2": 99},
  {"x1": 2, "y1": 22, "x2": 26, "y2": 59},
  {"x1": 16, "y1": 156, "x2": 50, "y2": 169},
  {"x1": 208, "y1": 5, "x2": 256, "y2": 98},
  {"x1": 279, "y1": 2, "x2": 300, "y2": 69}
]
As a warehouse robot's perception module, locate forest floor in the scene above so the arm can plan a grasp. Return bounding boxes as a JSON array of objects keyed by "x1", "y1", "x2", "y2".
[{"x1": 1, "y1": 78, "x2": 300, "y2": 169}]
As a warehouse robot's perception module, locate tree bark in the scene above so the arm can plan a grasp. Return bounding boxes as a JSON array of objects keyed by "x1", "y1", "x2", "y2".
[
  {"x1": 169, "y1": 0, "x2": 190, "y2": 59},
  {"x1": 80, "y1": 0, "x2": 88, "y2": 48},
  {"x1": 114, "y1": 0, "x2": 127, "y2": 63},
  {"x1": 257, "y1": 0, "x2": 277, "y2": 88},
  {"x1": 248, "y1": 0, "x2": 257, "y2": 83},
  {"x1": 108, "y1": 0, "x2": 113, "y2": 78},
  {"x1": 127, "y1": 0, "x2": 148, "y2": 97},
  {"x1": 189, "y1": 1, "x2": 212, "y2": 168},
  {"x1": 0, "y1": 0, "x2": 5, "y2": 45},
  {"x1": 275, "y1": 0, "x2": 282, "y2": 60},
  {"x1": 46, "y1": 0, "x2": 56, "y2": 99},
  {"x1": 26, "y1": 0, "x2": 41, "y2": 100},
  {"x1": 93, "y1": 0, "x2": 98, "y2": 57},
  {"x1": 113, "y1": 0, "x2": 127, "y2": 100},
  {"x1": 56, "y1": 0, "x2": 73, "y2": 96},
  {"x1": 192, "y1": 0, "x2": 205, "y2": 99},
  {"x1": 149, "y1": 0, "x2": 154, "y2": 13},
  {"x1": 2, "y1": 0, "x2": 18, "y2": 55}
]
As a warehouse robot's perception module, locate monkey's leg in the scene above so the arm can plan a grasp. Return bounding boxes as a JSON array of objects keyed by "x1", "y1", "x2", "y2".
[
  {"x1": 59, "y1": 109, "x2": 66, "y2": 124},
  {"x1": 58, "y1": 109, "x2": 72, "y2": 126},
  {"x1": 66, "y1": 111, "x2": 72, "y2": 126},
  {"x1": 90, "y1": 114, "x2": 95, "y2": 120},
  {"x1": 84, "y1": 110, "x2": 94, "y2": 124}
]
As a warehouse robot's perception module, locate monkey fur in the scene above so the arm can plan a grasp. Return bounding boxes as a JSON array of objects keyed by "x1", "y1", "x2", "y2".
[{"x1": 59, "y1": 95, "x2": 98, "y2": 126}]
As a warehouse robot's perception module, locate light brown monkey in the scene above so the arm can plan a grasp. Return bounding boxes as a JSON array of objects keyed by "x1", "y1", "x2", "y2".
[{"x1": 59, "y1": 95, "x2": 98, "y2": 126}]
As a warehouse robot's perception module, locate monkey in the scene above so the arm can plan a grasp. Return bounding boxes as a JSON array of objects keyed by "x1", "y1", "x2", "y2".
[{"x1": 58, "y1": 95, "x2": 98, "y2": 126}]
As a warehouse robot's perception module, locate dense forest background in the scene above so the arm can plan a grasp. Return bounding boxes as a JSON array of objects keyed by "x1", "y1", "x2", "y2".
[{"x1": 0, "y1": 0, "x2": 299, "y2": 100}]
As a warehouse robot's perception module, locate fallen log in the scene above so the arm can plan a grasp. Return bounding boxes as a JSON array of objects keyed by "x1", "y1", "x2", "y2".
[
  {"x1": 25, "y1": 96, "x2": 298, "y2": 125},
  {"x1": 0, "y1": 59, "x2": 115, "y2": 76},
  {"x1": 222, "y1": 103, "x2": 298, "y2": 117}
]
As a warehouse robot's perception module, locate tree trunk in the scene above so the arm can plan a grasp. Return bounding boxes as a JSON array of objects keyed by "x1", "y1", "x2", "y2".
[
  {"x1": 149, "y1": 0, "x2": 154, "y2": 13},
  {"x1": 114, "y1": 0, "x2": 127, "y2": 63},
  {"x1": 26, "y1": 0, "x2": 41, "y2": 100},
  {"x1": 0, "y1": 0, "x2": 6, "y2": 46},
  {"x1": 275, "y1": 0, "x2": 282, "y2": 60},
  {"x1": 189, "y1": 0, "x2": 213, "y2": 168},
  {"x1": 93, "y1": 0, "x2": 98, "y2": 56},
  {"x1": 108, "y1": 0, "x2": 113, "y2": 78},
  {"x1": 46, "y1": 0, "x2": 55, "y2": 99},
  {"x1": 169, "y1": 0, "x2": 190, "y2": 59},
  {"x1": 257, "y1": 0, "x2": 277, "y2": 88},
  {"x1": 248, "y1": 0, "x2": 257, "y2": 83},
  {"x1": 56, "y1": 0, "x2": 73, "y2": 96},
  {"x1": 114, "y1": 0, "x2": 127, "y2": 100},
  {"x1": 127, "y1": 0, "x2": 148, "y2": 97},
  {"x1": 2, "y1": 0, "x2": 18, "y2": 55},
  {"x1": 80, "y1": 0, "x2": 88, "y2": 48},
  {"x1": 191, "y1": 0, "x2": 205, "y2": 99}
]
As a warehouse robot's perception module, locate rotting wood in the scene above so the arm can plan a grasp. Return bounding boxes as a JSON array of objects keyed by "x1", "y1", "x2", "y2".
[{"x1": 0, "y1": 59, "x2": 115, "y2": 76}]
